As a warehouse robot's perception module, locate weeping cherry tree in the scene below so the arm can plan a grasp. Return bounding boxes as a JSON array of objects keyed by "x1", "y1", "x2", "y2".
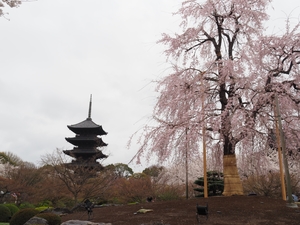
[{"x1": 131, "y1": 0, "x2": 300, "y2": 196}]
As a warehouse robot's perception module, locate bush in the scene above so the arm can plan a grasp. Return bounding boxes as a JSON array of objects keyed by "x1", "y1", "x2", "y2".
[
  {"x1": 18, "y1": 202, "x2": 35, "y2": 209},
  {"x1": 242, "y1": 172, "x2": 282, "y2": 197},
  {"x1": 52, "y1": 200, "x2": 66, "y2": 208},
  {"x1": 57, "y1": 197, "x2": 76, "y2": 208},
  {"x1": 109, "y1": 175, "x2": 153, "y2": 203},
  {"x1": 37, "y1": 200, "x2": 52, "y2": 207},
  {"x1": 36, "y1": 213, "x2": 61, "y2": 225},
  {"x1": 4, "y1": 204, "x2": 19, "y2": 217},
  {"x1": 0, "y1": 204, "x2": 11, "y2": 222},
  {"x1": 10, "y1": 208, "x2": 39, "y2": 225},
  {"x1": 156, "y1": 185, "x2": 182, "y2": 201},
  {"x1": 35, "y1": 206, "x2": 53, "y2": 212}
]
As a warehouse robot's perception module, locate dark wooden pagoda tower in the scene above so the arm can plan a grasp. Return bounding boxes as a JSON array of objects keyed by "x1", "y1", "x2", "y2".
[{"x1": 64, "y1": 95, "x2": 108, "y2": 170}]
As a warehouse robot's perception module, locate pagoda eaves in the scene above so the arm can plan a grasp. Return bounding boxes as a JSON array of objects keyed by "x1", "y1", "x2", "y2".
[
  {"x1": 67, "y1": 118, "x2": 107, "y2": 135},
  {"x1": 65, "y1": 136, "x2": 108, "y2": 147}
]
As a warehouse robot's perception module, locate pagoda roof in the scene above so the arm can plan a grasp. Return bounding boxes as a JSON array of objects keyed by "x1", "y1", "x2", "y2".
[
  {"x1": 65, "y1": 136, "x2": 108, "y2": 147},
  {"x1": 67, "y1": 118, "x2": 107, "y2": 135},
  {"x1": 63, "y1": 149, "x2": 108, "y2": 159}
]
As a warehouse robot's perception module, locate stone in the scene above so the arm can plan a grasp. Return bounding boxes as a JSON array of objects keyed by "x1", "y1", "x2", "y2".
[
  {"x1": 61, "y1": 220, "x2": 112, "y2": 225},
  {"x1": 24, "y1": 216, "x2": 49, "y2": 225}
]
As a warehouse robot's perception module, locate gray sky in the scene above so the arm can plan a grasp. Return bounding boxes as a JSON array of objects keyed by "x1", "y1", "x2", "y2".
[{"x1": 0, "y1": 0, "x2": 299, "y2": 172}]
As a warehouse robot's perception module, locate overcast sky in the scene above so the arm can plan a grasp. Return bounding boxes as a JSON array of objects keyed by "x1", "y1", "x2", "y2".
[{"x1": 0, "y1": 0, "x2": 299, "y2": 172}]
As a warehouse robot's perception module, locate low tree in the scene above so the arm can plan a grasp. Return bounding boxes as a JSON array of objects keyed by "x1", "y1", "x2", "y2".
[
  {"x1": 41, "y1": 149, "x2": 114, "y2": 205},
  {"x1": 106, "y1": 163, "x2": 134, "y2": 178},
  {"x1": 33, "y1": 165, "x2": 71, "y2": 207},
  {"x1": 143, "y1": 165, "x2": 164, "y2": 178},
  {"x1": 4, "y1": 163, "x2": 44, "y2": 204},
  {"x1": 142, "y1": 165, "x2": 170, "y2": 199},
  {"x1": 118, "y1": 173, "x2": 151, "y2": 203}
]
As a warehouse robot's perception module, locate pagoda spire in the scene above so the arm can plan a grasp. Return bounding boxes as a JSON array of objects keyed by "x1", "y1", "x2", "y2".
[{"x1": 88, "y1": 94, "x2": 92, "y2": 120}]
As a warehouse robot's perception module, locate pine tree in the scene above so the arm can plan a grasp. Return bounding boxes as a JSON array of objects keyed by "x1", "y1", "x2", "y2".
[{"x1": 194, "y1": 171, "x2": 224, "y2": 197}]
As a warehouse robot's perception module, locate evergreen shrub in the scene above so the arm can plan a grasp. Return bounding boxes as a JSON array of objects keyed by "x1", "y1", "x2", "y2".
[
  {"x1": 9, "y1": 208, "x2": 39, "y2": 225},
  {"x1": 36, "y1": 213, "x2": 61, "y2": 225},
  {"x1": 3, "y1": 204, "x2": 19, "y2": 217},
  {"x1": 35, "y1": 206, "x2": 53, "y2": 212},
  {"x1": 37, "y1": 200, "x2": 52, "y2": 207},
  {"x1": 18, "y1": 202, "x2": 35, "y2": 209},
  {"x1": 0, "y1": 204, "x2": 11, "y2": 222},
  {"x1": 194, "y1": 171, "x2": 224, "y2": 197},
  {"x1": 58, "y1": 197, "x2": 76, "y2": 208}
]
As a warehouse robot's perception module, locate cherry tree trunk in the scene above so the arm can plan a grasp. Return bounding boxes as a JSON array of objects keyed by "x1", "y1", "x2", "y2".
[{"x1": 222, "y1": 154, "x2": 244, "y2": 196}]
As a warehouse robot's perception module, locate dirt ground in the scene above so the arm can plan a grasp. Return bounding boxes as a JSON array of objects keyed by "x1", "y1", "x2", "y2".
[{"x1": 61, "y1": 196, "x2": 300, "y2": 225}]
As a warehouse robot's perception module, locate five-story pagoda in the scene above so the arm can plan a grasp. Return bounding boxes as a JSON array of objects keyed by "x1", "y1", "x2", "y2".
[{"x1": 64, "y1": 95, "x2": 108, "y2": 170}]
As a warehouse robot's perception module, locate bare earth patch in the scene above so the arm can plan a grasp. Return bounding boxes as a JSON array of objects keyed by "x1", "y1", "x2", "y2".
[{"x1": 61, "y1": 196, "x2": 300, "y2": 225}]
